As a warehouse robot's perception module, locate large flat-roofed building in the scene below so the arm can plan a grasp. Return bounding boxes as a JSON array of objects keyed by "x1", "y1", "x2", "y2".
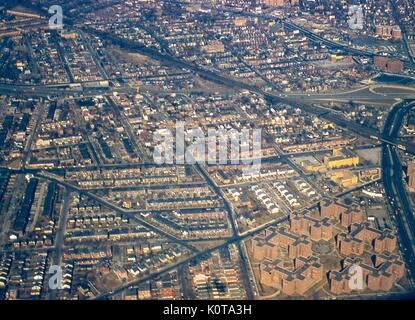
[
  {"x1": 329, "y1": 254, "x2": 405, "y2": 294},
  {"x1": 336, "y1": 233, "x2": 365, "y2": 256},
  {"x1": 340, "y1": 206, "x2": 365, "y2": 228},
  {"x1": 252, "y1": 226, "x2": 312, "y2": 260},
  {"x1": 259, "y1": 256, "x2": 324, "y2": 296},
  {"x1": 290, "y1": 211, "x2": 333, "y2": 242},
  {"x1": 374, "y1": 56, "x2": 404, "y2": 73},
  {"x1": 323, "y1": 148, "x2": 360, "y2": 169},
  {"x1": 339, "y1": 222, "x2": 398, "y2": 254},
  {"x1": 319, "y1": 198, "x2": 348, "y2": 219},
  {"x1": 328, "y1": 170, "x2": 359, "y2": 188},
  {"x1": 251, "y1": 232, "x2": 279, "y2": 261}
]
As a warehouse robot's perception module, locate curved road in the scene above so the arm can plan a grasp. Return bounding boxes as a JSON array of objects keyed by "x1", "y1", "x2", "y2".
[{"x1": 382, "y1": 99, "x2": 415, "y2": 288}]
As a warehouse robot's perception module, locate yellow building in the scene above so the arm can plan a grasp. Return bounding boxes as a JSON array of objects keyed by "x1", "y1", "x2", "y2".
[
  {"x1": 324, "y1": 148, "x2": 360, "y2": 169},
  {"x1": 328, "y1": 170, "x2": 359, "y2": 188},
  {"x1": 301, "y1": 159, "x2": 326, "y2": 173}
]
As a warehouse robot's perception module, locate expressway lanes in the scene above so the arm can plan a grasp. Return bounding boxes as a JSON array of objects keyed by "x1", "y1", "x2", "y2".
[
  {"x1": 390, "y1": 150, "x2": 415, "y2": 242},
  {"x1": 0, "y1": 82, "x2": 110, "y2": 97},
  {"x1": 0, "y1": 83, "x2": 73, "y2": 96},
  {"x1": 383, "y1": 101, "x2": 415, "y2": 141},
  {"x1": 382, "y1": 145, "x2": 415, "y2": 286},
  {"x1": 166, "y1": 0, "x2": 404, "y2": 61},
  {"x1": 2, "y1": 17, "x2": 415, "y2": 156},
  {"x1": 78, "y1": 27, "x2": 415, "y2": 156},
  {"x1": 285, "y1": 85, "x2": 415, "y2": 106},
  {"x1": 0, "y1": 81, "x2": 137, "y2": 98},
  {"x1": 390, "y1": 0, "x2": 415, "y2": 67},
  {"x1": 382, "y1": 99, "x2": 415, "y2": 287}
]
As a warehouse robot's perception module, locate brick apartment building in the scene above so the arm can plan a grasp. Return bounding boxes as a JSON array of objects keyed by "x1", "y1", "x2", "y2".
[
  {"x1": 251, "y1": 231, "x2": 279, "y2": 261},
  {"x1": 329, "y1": 254, "x2": 405, "y2": 294},
  {"x1": 340, "y1": 205, "x2": 365, "y2": 227},
  {"x1": 253, "y1": 199, "x2": 402, "y2": 296},
  {"x1": 290, "y1": 211, "x2": 333, "y2": 241},
  {"x1": 336, "y1": 222, "x2": 396, "y2": 256},
  {"x1": 252, "y1": 226, "x2": 312, "y2": 260},
  {"x1": 374, "y1": 56, "x2": 404, "y2": 73},
  {"x1": 319, "y1": 198, "x2": 347, "y2": 219},
  {"x1": 260, "y1": 256, "x2": 323, "y2": 296},
  {"x1": 336, "y1": 233, "x2": 365, "y2": 256}
]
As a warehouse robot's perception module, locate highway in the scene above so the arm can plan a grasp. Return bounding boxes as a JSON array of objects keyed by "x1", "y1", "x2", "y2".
[
  {"x1": 285, "y1": 85, "x2": 415, "y2": 105},
  {"x1": 2, "y1": 13, "x2": 415, "y2": 155},
  {"x1": 165, "y1": 0, "x2": 406, "y2": 62},
  {"x1": 381, "y1": 100, "x2": 415, "y2": 288},
  {"x1": 0, "y1": 82, "x2": 108, "y2": 97},
  {"x1": 36, "y1": 30, "x2": 415, "y2": 154},
  {"x1": 3, "y1": 1, "x2": 415, "y2": 299},
  {"x1": 390, "y1": 0, "x2": 415, "y2": 67}
]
